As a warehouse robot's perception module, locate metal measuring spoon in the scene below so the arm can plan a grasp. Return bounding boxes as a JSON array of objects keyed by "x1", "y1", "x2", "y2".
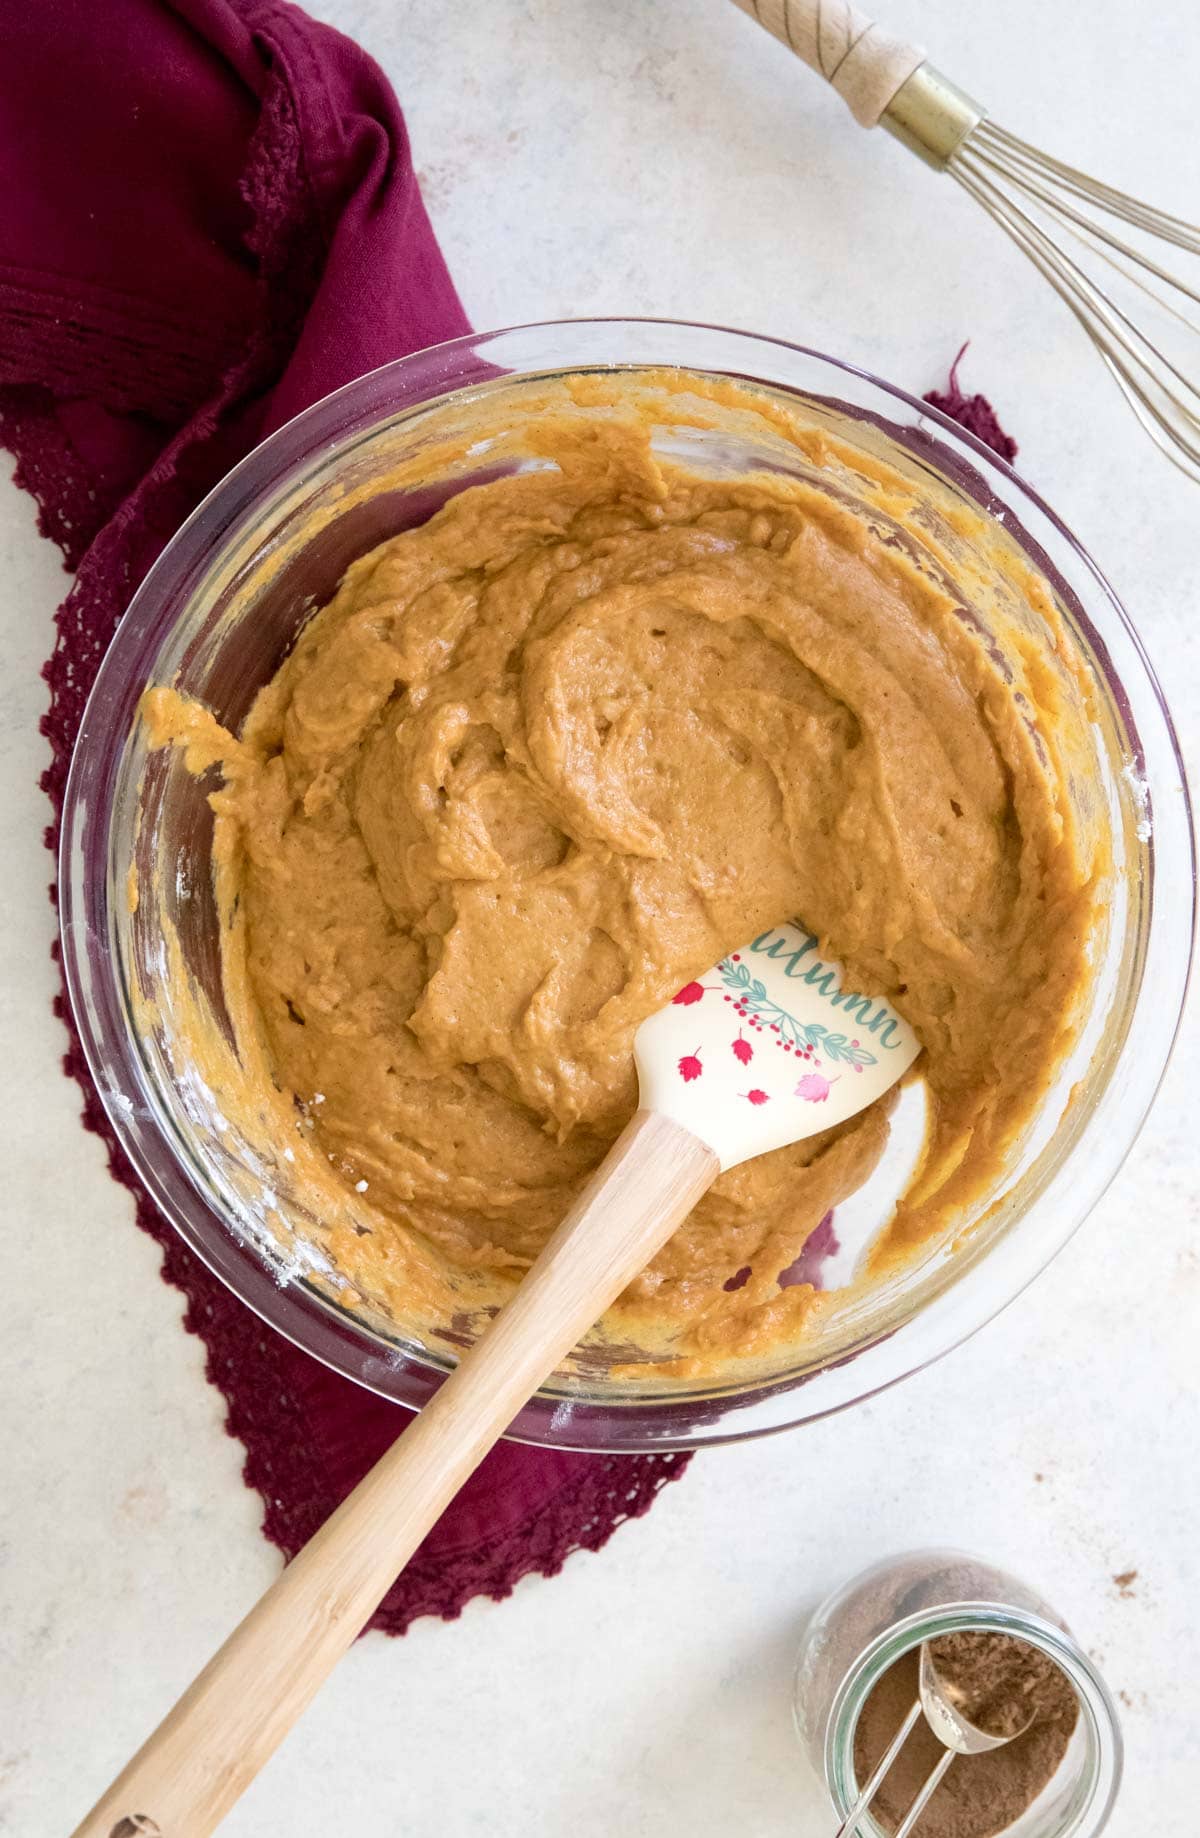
[{"x1": 834, "y1": 1641, "x2": 1034, "y2": 1838}]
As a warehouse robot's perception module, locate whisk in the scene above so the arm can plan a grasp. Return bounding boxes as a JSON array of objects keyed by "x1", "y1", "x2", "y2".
[{"x1": 730, "y1": 0, "x2": 1200, "y2": 483}]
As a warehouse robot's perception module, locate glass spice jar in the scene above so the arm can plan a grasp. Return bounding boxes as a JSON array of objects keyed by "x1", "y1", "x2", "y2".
[{"x1": 793, "y1": 1550, "x2": 1122, "y2": 1837}]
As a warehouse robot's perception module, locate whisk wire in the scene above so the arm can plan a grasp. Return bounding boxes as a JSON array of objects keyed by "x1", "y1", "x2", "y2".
[
  {"x1": 977, "y1": 122, "x2": 1200, "y2": 256},
  {"x1": 952, "y1": 166, "x2": 1200, "y2": 477},
  {"x1": 964, "y1": 143, "x2": 1200, "y2": 317},
  {"x1": 956, "y1": 151, "x2": 1200, "y2": 406},
  {"x1": 954, "y1": 158, "x2": 1200, "y2": 471},
  {"x1": 949, "y1": 122, "x2": 1200, "y2": 484}
]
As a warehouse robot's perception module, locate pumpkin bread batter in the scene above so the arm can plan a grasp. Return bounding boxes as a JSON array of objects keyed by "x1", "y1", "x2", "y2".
[{"x1": 146, "y1": 390, "x2": 1102, "y2": 1364}]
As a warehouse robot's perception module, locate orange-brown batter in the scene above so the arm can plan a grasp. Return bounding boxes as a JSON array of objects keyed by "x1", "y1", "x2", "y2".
[{"x1": 146, "y1": 391, "x2": 1102, "y2": 1363}]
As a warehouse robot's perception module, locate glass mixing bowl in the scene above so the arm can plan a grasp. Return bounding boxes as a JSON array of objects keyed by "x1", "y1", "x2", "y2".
[{"x1": 59, "y1": 319, "x2": 1193, "y2": 1450}]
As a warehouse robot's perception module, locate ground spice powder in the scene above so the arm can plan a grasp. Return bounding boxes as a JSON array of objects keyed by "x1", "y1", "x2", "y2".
[{"x1": 853, "y1": 1633, "x2": 1079, "y2": 1837}]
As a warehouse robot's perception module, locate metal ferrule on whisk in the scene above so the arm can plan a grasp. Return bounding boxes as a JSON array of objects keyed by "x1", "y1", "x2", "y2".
[{"x1": 880, "y1": 65, "x2": 985, "y2": 170}]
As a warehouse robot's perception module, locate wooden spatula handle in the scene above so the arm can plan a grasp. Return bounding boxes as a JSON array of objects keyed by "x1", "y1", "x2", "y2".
[{"x1": 72, "y1": 1110, "x2": 717, "y2": 1838}]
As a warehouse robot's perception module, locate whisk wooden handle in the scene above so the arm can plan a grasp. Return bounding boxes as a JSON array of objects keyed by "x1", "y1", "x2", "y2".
[
  {"x1": 729, "y1": 0, "x2": 924, "y2": 126},
  {"x1": 70, "y1": 1110, "x2": 717, "y2": 1838}
]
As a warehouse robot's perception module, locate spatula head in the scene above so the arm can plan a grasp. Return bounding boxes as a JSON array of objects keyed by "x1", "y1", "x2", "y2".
[{"x1": 634, "y1": 920, "x2": 920, "y2": 1171}]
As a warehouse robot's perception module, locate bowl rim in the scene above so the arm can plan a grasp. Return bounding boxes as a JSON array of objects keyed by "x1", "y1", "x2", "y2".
[{"x1": 58, "y1": 315, "x2": 1197, "y2": 1450}]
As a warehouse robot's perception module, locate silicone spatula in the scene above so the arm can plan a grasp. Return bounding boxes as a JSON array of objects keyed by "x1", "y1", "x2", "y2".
[{"x1": 74, "y1": 918, "x2": 919, "y2": 1838}]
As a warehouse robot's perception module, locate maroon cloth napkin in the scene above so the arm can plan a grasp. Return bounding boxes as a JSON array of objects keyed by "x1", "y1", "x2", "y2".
[
  {"x1": 0, "y1": 0, "x2": 690, "y2": 1636},
  {"x1": 923, "y1": 343, "x2": 1018, "y2": 465}
]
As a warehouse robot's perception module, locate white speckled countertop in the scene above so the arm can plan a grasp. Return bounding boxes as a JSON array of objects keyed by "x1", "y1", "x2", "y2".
[{"x1": 2, "y1": 2, "x2": 1198, "y2": 1832}]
